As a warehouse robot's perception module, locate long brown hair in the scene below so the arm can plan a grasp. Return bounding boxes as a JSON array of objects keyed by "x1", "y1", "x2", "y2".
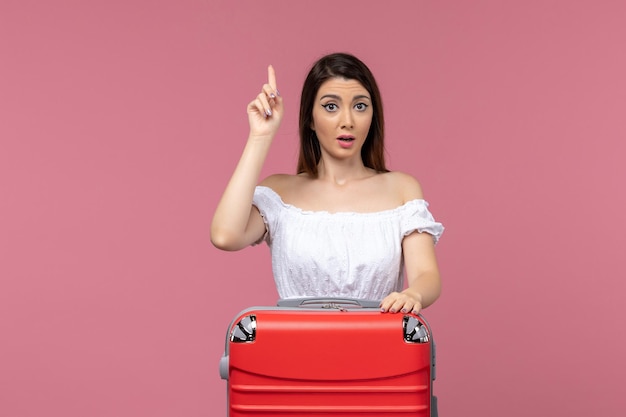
[{"x1": 297, "y1": 53, "x2": 387, "y2": 176}]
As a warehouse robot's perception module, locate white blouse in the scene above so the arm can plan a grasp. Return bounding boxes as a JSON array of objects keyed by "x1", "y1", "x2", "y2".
[{"x1": 252, "y1": 186, "x2": 444, "y2": 301}]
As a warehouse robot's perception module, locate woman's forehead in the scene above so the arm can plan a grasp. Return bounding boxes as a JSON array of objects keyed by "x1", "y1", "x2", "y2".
[{"x1": 316, "y1": 77, "x2": 369, "y2": 98}]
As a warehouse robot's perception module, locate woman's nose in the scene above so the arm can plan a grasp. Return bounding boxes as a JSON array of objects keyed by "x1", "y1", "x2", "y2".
[{"x1": 340, "y1": 109, "x2": 354, "y2": 129}]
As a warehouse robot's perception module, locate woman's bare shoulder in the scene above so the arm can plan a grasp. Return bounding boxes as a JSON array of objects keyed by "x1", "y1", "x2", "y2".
[
  {"x1": 381, "y1": 171, "x2": 425, "y2": 202},
  {"x1": 259, "y1": 173, "x2": 309, "y2": 193}
]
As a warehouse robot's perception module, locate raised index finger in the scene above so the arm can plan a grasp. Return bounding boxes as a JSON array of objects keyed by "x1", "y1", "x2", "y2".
[{"x1": 268, "y1": 65, "x2": 277, "y2": 91}]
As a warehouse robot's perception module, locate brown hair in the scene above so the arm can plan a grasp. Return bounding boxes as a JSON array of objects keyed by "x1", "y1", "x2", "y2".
[{"x1": 297, "y1": 53, "x2": 387, "y2": 176}]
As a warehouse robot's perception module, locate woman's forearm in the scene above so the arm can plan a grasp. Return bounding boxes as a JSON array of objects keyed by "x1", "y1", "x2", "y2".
[
  {"x1": 210, "y1": 136, "x2": 273, "y2": 250},
  {"x1": 404, "y1": 271, "x2": 441, "y2": 309}
]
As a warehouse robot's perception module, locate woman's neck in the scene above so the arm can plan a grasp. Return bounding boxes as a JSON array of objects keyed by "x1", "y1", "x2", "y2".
[{"x1": 316, "y1": 159, "x2": 375, "y2": 186}]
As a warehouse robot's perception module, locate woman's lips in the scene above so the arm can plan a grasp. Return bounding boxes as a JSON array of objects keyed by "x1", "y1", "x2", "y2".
[{"x1": 337, "y1": 136, "x2": 355, "y2": 148}]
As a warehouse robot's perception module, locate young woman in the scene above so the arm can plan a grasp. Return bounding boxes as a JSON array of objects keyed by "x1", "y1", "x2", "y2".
[{"x1": 211, "y1": 53, "x2": 444, "y2": 315}]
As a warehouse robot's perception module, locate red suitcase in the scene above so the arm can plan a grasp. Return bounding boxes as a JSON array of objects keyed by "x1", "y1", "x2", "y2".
[{"x1": 220, "y1": 298, "x2": 438, "y2": 416}]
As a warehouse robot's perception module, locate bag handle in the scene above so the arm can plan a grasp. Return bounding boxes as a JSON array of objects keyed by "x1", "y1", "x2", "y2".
[{"x1": 277, "y1": 297, "x2": 381, "y2": 309}]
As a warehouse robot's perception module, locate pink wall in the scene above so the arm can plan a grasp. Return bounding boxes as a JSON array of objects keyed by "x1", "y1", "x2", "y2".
[{"x1": 1, "y1": 1, "x2": 625, "y2": 416}]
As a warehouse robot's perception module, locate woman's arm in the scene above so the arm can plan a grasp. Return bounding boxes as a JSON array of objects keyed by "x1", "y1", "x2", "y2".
[
  {"x1": 210, "y1": 66, "x2": 283, "y2": 251},
  {"x1": 380, "y1": 173, "x2": 442, "y2": 314},
  {"x1": 380, "y1": 232, "x2": 441, "y2": 314}
]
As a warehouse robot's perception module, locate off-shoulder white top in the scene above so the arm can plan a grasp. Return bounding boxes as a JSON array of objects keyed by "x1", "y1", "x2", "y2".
[{"x1": 252, "y1": 186, "x2": 444, "y2": 301}]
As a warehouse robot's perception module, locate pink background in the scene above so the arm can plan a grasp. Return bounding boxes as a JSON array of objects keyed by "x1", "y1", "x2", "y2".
[{"x1": 1, "y1": 1, "x2": 625, "y2": 416}]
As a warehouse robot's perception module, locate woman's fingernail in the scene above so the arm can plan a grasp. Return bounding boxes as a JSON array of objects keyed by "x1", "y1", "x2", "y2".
[
  {"x1": 276, "y1": 89, "x2": 281, "y2": 96},
  {"x1": 401, "y1": 309, "x2": 407, "y2": 313},
  {"x1": 266, "y1": 109, "x2": 272, "y2": 116},
  {"x1": 270, "y1": 93, "x2": 276, "y2": 99}
]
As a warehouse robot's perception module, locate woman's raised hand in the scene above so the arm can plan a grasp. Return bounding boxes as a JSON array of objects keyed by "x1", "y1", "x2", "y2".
[{"x1": 247, "y1": 65, "x2": 283, "y2": 139}]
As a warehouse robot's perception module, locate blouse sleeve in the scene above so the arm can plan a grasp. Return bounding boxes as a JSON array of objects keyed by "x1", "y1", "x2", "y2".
[
  {"x1": 251, "y1": 186, "x2": 280, "y2": 246},
  {"x1": 400, "y1": 199, "x2": 445, "y2": 244}
]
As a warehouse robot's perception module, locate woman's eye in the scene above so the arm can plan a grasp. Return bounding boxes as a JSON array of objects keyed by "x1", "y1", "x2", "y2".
[
  {"x1": 322, "y1": 103, "x2": 338, "y2": 112},
  {"x1": 355, "y1": 103, "x2": 369, "y2": 111}
]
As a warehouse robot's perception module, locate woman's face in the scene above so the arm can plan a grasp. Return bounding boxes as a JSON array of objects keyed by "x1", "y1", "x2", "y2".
[{"x1": 310, "y1": 77, "x2": 373, "y2": 162}]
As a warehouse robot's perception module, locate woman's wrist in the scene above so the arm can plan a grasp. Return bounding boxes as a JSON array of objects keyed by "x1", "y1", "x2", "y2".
[{"x1": 402, "y1": 288, "x2": 423, "y2": 305}]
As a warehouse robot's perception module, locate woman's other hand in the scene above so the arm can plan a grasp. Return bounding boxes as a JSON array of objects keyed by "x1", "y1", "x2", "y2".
[{"x1": 380, "y1": 290, "x2": 424, "y2": 315}]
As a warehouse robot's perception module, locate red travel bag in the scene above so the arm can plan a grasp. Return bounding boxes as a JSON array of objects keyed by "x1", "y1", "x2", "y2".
[{"x1": 219, "y1": 298, "x2": 438, "y2": 416}]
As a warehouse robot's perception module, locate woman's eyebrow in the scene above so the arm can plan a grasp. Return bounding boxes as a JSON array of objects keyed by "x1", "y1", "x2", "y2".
[{"x1": 319, "y1": 94, "x2": 371, "y2": 101}]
